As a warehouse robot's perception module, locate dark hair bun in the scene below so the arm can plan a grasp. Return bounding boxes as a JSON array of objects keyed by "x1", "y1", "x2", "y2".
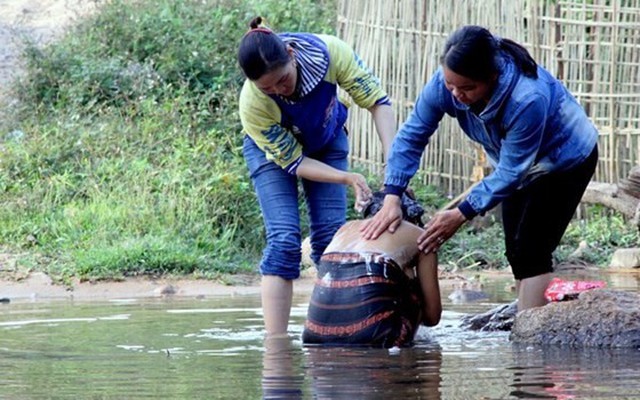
[{"x1": 249, "y1": 16, "x2": 263, "y2": 30}]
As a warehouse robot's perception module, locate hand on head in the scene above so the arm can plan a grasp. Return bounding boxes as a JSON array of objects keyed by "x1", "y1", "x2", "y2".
[
  {"x1": 359, "y1": 194, "x2": 403, "y2": 239},
  {"x1": 350, "y1": 173, "x2": 373, "y2": 213}
]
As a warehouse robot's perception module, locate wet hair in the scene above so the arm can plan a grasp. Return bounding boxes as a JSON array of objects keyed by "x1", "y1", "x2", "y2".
[
  {"x1": 237, "y1": 16, "x2": 291, "y2": 81},
  {"x1": 440, "y1": 25, "x2": 538, "y2": 81},
  {"x1": 363, "y1": 191, "x2": 425, "y2": 228}
]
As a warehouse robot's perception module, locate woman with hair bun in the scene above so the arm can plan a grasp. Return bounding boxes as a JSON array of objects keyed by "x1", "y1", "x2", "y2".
[
  {"x1": 238, "y1": 17, "x2": 396, "y2": 337},
  {"x1": 302, "y1": 192, "x2": 442, "y2": 348},
  {"x1": 362, "y1": 25, "x2": 599, "y2": 312}
]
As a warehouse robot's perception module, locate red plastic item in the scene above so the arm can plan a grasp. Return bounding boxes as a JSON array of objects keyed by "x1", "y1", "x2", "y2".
[{"x1": 544, "y1": 277, "x2": 606, "y2": 302}]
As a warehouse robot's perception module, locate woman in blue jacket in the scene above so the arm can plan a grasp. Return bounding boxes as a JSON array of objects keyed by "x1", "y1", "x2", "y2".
[
  {"x1": 361, "y1": 25, "x2": 598, "y2": 311},
  {"x1": 238, "y1": 17, "x2": 396, "y2": 337}
]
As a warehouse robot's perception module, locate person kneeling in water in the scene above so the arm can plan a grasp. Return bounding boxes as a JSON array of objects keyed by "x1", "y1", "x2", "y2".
[{"x1": 302, "y1": 192, "x2": 442, "y2": 347}]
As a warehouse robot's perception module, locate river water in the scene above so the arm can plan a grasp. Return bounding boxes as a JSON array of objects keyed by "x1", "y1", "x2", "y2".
[{"x1": 1, "y1": 273, "x2": 639, "y2": 399}]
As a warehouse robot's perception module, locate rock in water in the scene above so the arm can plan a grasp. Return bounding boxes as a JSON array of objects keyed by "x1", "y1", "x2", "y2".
[
  {"x1": 460, "y1": 300, "x2": 518, "y2": 331},
  {"x1": 510, "y1": 289, "x2": 640, "y2": 347}
]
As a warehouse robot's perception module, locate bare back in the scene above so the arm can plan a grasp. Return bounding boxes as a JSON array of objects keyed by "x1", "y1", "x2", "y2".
[{"x1": 324, "y1": 220, "x2": 422, "y2": 268}]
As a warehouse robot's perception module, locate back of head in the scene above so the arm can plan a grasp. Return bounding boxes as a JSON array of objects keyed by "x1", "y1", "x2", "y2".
[
  {"x1": 237, "y1": 16, "x2": 290, "y2": 81},
  {"x1": 440, "y1": 25, "x2": 538, "y2": 81},
  {"x1": 363, "y1": 192, "x2": 425, "y2": 227}
]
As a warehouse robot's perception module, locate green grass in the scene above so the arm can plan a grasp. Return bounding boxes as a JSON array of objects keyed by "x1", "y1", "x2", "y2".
[{"x1": 0, "y1": 0, "x2": 336, "y2": 281}]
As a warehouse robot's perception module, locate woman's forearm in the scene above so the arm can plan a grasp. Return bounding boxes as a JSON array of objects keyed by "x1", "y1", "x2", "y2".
[
  {"x1": 295, "y1": 157, "x2": 353, "y2": 184},
  {"x1": 296, "y1": 157, "x2": 372, "y2": 211},
  {"x1": 368, "y1": 103, "x2": 396, "y2": 161}
]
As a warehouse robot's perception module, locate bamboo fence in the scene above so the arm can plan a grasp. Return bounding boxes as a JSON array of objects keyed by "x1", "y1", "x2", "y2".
[{"x1": 338, "y1": 0, "x2": 640, "y2": 197}]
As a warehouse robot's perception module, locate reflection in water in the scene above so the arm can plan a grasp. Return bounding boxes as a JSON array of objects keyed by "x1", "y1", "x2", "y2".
[
  {"x1": 508, "y1": 345, "x2": 640, "y2": 399},
  {"x1": 262, "y1": 336, "x2": 305, "y2": 399},
  {"x1": 305, "y1": 344, "x2": 442, "y2": 399},
  {"x1": 262, "y1": 336, "x2": 442, "y2": 399},
  {"x1": 608, "y1": 272, "x2": 640, "y2": 291}
]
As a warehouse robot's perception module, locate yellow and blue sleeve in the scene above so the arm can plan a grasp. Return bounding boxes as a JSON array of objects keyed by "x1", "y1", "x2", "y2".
[
  {"x1": 238, "y1": 81, "x2": 303, "y2": 173},
  {"x1": 320, "y1": 34, "x2": 391, "y2": 109}
]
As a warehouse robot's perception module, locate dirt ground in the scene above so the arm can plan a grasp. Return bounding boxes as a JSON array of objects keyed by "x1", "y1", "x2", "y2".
[
  {"x1": 0, "y1": 270, "x2": 320, "y2": 302},
  {"x1": 0, "y1": 0, "x2": 99, "y2": 100}
]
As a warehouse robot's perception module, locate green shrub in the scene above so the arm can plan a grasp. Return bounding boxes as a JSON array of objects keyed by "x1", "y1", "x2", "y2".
[
  {"x1": 557, "y1": 206, "x2": 639, "y2": 265},
  {"x1": 0, "y1": 0, "x2": 336, "y2": 280}
]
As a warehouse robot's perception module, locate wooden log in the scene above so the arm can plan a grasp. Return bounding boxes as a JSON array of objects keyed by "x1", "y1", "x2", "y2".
[{"x1": 581, "y1": 181, "x2": 640, "y2": 230}]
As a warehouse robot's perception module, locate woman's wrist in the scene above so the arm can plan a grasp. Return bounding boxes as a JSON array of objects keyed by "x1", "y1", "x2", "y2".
[
  {"x1": 383, "y1": 184, "x2": 405, "y2": 197},
  {"x1": 345, "y1": 172, "x2": 358, "y2": 186},
  {"x1": 383, "y1": 193, "x2": 402, "y2": 205}
]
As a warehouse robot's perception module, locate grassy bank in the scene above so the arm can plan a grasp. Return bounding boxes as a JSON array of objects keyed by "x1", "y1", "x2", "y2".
[
  {"x1": 0, "y1": 0, "x2": 636, "y2": 284},
  {"x1": 0, "y1": 0, "x2": 337, "y2": 283}
]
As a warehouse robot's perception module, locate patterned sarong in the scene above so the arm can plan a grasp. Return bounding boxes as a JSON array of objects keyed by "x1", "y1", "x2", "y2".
[{"x1": 302, "y1": 252, "x2": 422, "y2": 348}]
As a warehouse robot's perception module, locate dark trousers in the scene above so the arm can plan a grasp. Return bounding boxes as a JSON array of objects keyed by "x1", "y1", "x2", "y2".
[{"x1": 502, "y1": 145, "x2": 599, "y2": 280}]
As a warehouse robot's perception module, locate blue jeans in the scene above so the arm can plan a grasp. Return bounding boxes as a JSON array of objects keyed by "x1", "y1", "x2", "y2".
[{"x1": 243, "y1": 130, "x2": 349, "y2": 280}]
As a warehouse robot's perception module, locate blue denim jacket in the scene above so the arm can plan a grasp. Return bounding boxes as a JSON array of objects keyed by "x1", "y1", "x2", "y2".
[{"x1": 385, "y1": 54, "x2": 598, "y2": 219}]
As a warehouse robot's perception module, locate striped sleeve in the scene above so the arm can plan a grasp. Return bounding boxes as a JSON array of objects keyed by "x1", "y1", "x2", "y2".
[{"x1": 320, "y1": 35, "x2": 391, "y2": 109}]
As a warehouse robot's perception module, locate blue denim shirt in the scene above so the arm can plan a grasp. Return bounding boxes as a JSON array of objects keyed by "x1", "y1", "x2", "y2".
[{"x1": 385, "y1": 54, "x2": 598, "y2": 219}]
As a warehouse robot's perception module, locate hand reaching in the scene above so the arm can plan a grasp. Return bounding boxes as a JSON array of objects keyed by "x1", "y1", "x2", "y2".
[
  {"x1": 350, "y1": 173, "x2": 373, "y2": 213},
  {"x1": 417, "y1": 208, "x2": 467, "y2": 253}
]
